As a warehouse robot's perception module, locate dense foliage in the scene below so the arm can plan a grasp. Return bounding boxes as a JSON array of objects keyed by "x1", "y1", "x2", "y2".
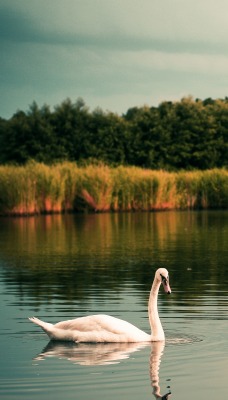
[{"x1": 0, "y1": 96, "x2": 227, "y2": 170}]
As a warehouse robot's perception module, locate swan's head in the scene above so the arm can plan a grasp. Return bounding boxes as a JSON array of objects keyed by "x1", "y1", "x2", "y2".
[{"x1": 155, "y1": 268, "x2": 171, "y2": 294}]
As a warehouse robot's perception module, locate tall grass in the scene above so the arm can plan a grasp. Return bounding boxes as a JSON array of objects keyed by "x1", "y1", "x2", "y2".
[
  {"x1": 111, "y1": 167, "x2": 175, "y2": 211},
  {"x1": 175, "y1": 169, "x2": 228, "y2": 209},
  {"x1": 0, "y1": 162, "x2": 227, "y2": 215}
]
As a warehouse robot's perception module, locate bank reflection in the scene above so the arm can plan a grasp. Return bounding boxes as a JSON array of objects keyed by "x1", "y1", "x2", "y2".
[
  {"x1": 0, "y1": 212, "x2": 227, "y2": 305},
  {"x1": 33, "y1": 341, "x2": 171, "y2": 399}
]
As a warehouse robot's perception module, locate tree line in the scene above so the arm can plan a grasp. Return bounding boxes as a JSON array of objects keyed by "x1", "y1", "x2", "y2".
[{"x1": 0, "y1": 96, "x2": 227, "y2": 170}]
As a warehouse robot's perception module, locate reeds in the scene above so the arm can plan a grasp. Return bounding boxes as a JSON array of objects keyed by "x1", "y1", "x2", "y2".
[
  {"x1": 175, "y1": 169, "x2": 228, "y2": 209},
  {"x1": 0, "y1": 162, "x2": 227, "y2": 215}
]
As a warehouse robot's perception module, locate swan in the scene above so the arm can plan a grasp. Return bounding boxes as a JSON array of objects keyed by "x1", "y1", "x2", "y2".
[{"x1": 29, "y1": 268, "x2": 171, "y2": 343}]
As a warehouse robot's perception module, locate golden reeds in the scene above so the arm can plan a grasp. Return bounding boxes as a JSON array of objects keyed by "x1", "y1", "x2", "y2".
[{"x1": 0, "y1": 162, "x2": 227, "y2": 215}]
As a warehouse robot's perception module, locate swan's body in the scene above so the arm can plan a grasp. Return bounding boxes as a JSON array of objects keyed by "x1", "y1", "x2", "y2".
[{"x1": 29, "y1": 268, "x2": 171, "y2": 343}]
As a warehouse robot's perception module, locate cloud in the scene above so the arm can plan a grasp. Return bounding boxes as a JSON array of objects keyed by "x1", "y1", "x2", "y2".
[
  {"x1": 0, "y1": 0, "x2": 228, "y2": 118},
  {"x1": 1, "y1": 0, "x2": 228, "y2": 53},
  {"x1": 117, "y1": 50, "x2": 228, "y2": 76}
]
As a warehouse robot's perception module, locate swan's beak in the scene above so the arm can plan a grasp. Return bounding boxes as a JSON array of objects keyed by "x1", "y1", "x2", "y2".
[{"x1": 162, "y1": 277, "x2": 171, "y2": 294}]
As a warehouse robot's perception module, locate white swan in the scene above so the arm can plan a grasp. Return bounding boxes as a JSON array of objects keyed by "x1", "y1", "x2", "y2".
[{"x1": 29, "y1": 268, "x2": 171, "y2": 343}]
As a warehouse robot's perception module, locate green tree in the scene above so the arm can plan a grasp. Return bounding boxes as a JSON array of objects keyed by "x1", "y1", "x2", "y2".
[
  {"x1": 0, "y1": 96, "x2": 227, "y2": 170},
  {"x1": 89, "y1": 109, "x2": 128, "y2": 164},
  {"x1": 53, "y1": 98, "x2": 91, "y2": 161},
  {"x1": 164, "y1": 97, "x2": 218, "y2": 170}
]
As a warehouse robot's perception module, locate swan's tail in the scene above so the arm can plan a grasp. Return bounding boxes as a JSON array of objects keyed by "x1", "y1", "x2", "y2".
[{"x1": 29, "y1": 317, "x2": 54, "y2": 338}]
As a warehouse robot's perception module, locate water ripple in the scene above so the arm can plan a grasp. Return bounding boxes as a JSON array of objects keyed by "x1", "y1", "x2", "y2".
[{"x1": 166, "y1": 333, "x2": 203, "y2": 345}]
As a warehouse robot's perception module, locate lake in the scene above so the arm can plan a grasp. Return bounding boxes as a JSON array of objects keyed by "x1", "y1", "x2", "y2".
[{"x1": 0, "y1": 211, "x2": 228, "y2": 399}]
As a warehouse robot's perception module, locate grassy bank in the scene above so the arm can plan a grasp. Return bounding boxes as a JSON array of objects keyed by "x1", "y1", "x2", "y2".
[{"x1": 0, "y1": 162, "x2": 227, "y2": 215}]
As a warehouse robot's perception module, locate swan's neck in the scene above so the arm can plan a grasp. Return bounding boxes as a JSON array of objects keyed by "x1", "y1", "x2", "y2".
[{"x1": 148, "y1": 279, "x2": 165, "y2": 341}]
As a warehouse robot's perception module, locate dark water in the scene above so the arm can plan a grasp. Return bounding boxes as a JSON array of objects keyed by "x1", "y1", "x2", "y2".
[{"x1": 0, "y1": 211, "x2": 228, "y2": 399}]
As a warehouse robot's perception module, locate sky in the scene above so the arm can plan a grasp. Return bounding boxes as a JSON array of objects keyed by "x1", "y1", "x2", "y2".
[{"x1": 1, "y1": 0, "x2": 228, "y2": 119}]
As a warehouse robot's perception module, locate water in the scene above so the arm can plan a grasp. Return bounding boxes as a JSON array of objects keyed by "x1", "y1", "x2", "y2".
[{"x1": 0, "y1": 211, "x2": 228, "y2": 399}]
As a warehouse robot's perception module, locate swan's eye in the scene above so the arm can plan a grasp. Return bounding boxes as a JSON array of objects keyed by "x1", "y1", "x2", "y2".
[{"x1": 160, "y1": 273, "x2": 168, "y2": 285}]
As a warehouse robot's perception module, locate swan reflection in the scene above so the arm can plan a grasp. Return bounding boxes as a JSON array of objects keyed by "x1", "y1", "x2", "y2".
[
  {"x1": 150, "y1": 341, "x2": 171, "y2": 399},
  {"x1": 33, "y1": 341, "x2": 171, "y2": 398},
  {"x1": 33, "y1": 341, "x2": 147, "y2": 366}
]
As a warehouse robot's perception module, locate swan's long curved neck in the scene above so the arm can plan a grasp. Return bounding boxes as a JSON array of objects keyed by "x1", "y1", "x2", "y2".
[{"x1": 148, "y1": 279, "x2": 165, "y2": 341}]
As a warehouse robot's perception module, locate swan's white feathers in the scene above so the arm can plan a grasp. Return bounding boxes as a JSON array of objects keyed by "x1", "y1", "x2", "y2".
[
  {"x1": 56, "y1": 315, "x2": 150, "y2": 341},
  {"x1": 30, "y1": 315, "x2": 150, "y2": 342},
  {"x1": 29, "y1": 268, "x2": 171, "y2": 343},
  {"x1": 56, "y1": 315, "x2": 139, "y2": 333}
]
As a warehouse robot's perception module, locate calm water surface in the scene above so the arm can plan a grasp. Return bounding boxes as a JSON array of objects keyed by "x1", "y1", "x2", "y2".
[{"x1": 0, "y1": 211, "x2": 228, "y2": 399}]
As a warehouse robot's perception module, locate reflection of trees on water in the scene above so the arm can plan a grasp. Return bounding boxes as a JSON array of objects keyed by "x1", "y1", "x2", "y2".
[
  {"x1": 0, "y1": 211, "x2": 227, "y2": 306},
  {"x1": 32, "y1": 341, "x2": 171, "y2": 399}
]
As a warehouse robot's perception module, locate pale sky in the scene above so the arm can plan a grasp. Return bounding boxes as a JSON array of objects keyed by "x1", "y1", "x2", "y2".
[{"x1": 1, "y1": 0, "x2": 228, "y2": 118}]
